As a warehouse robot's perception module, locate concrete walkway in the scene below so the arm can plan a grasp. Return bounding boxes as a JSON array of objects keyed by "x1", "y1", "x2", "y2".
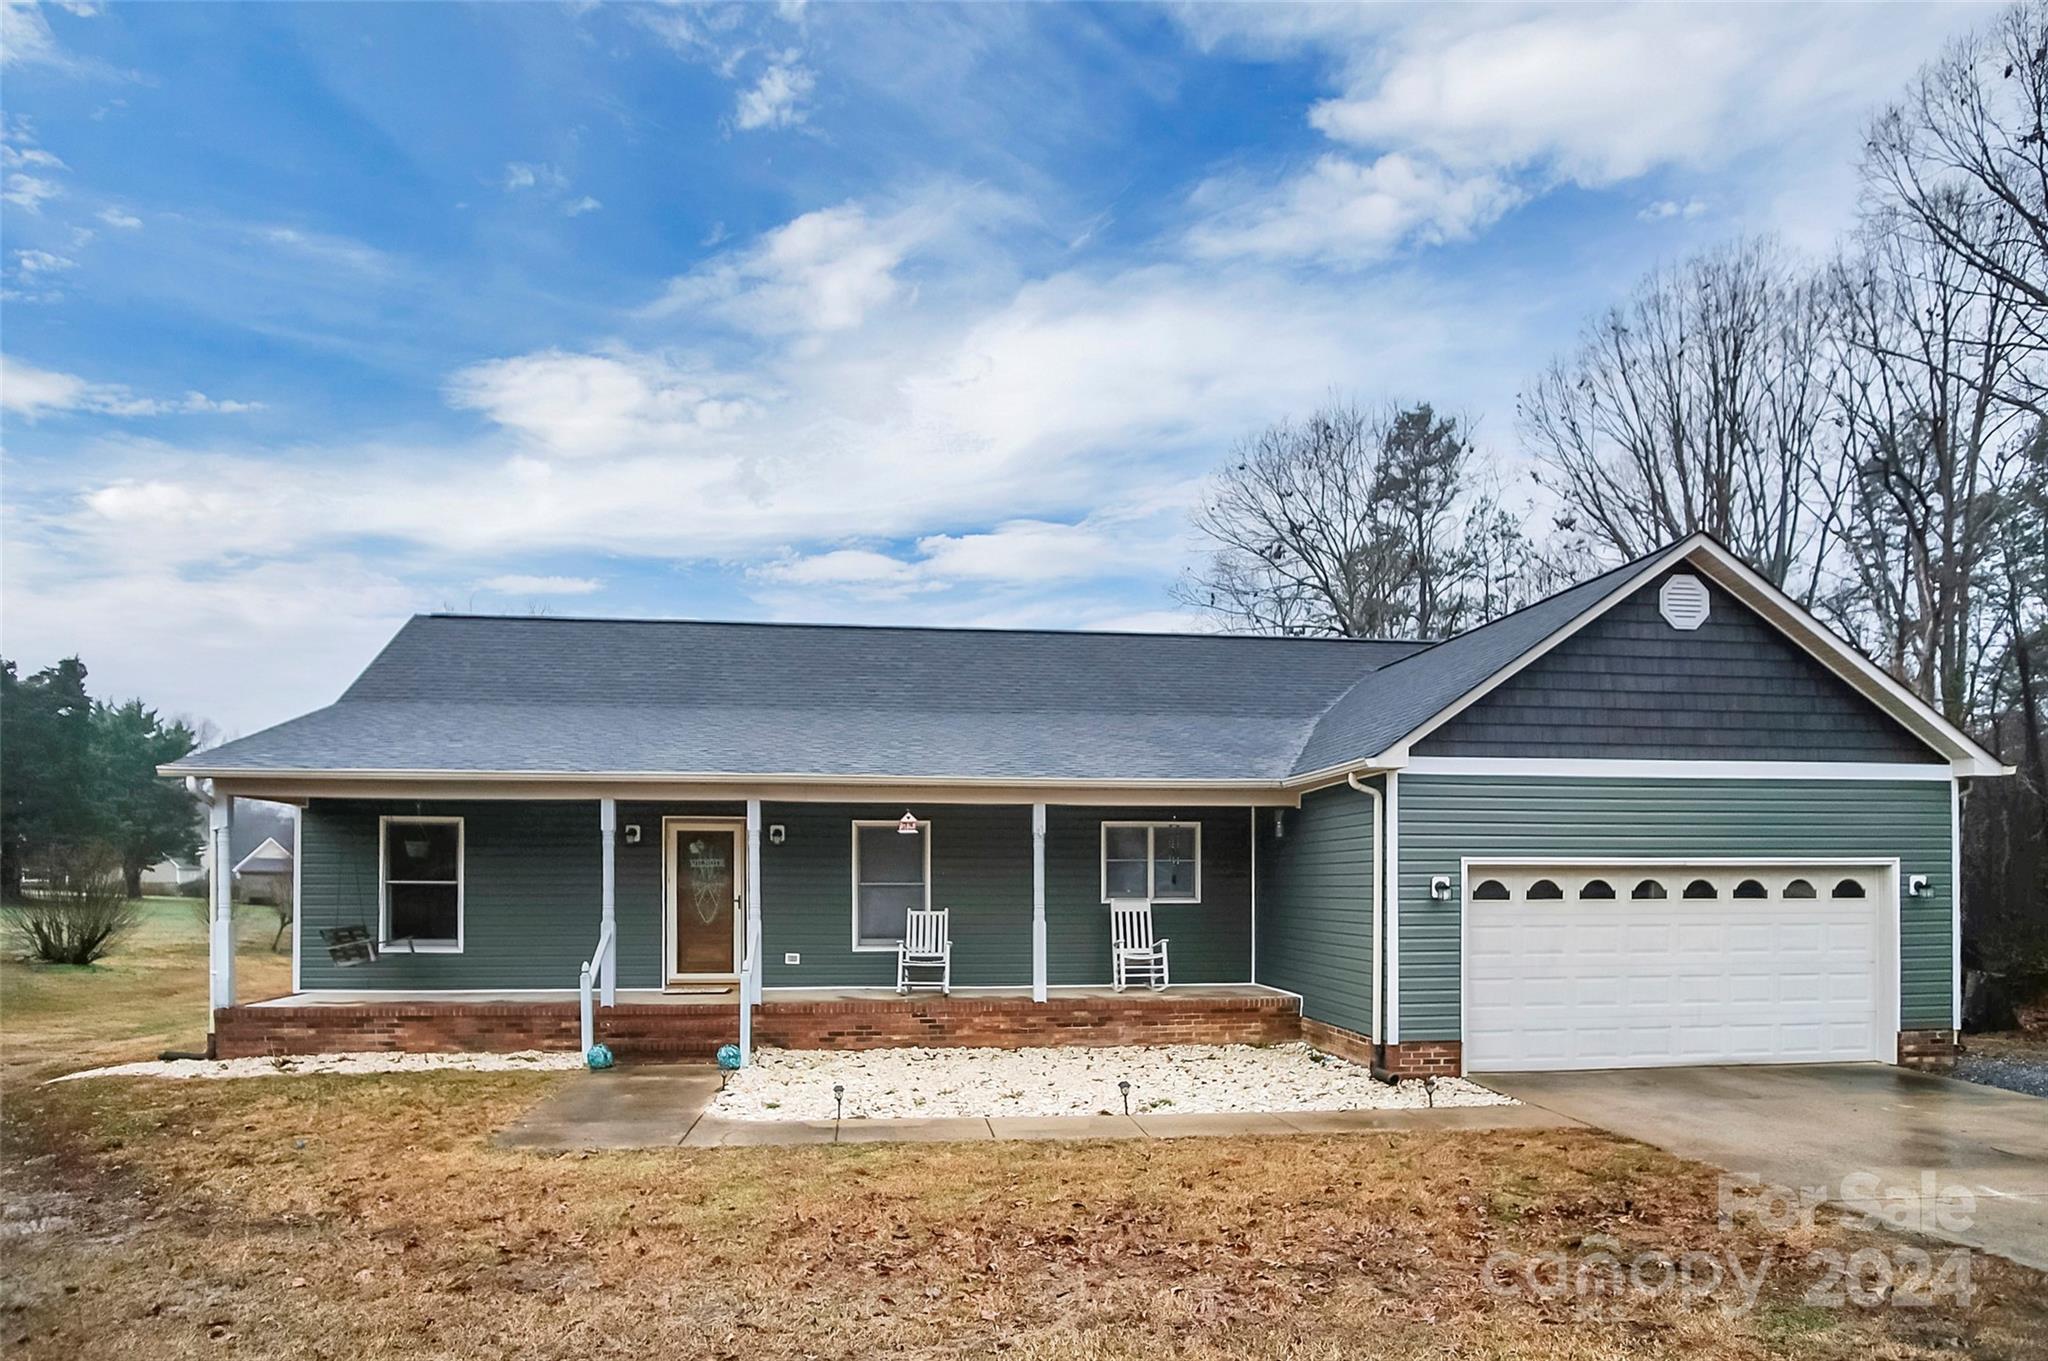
[
  {"x1": 492, "y1": 1065, "x2": 1576, "y2": 1151},
  {"x1": 1484, "y1": 1064, "x2": 2048, "y2": 1271}
]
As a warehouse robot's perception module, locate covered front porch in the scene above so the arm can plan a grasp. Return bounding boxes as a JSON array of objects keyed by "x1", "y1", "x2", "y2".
[{"x1": 201, "y1": 783, "x2": 1307, "y2": 1060}]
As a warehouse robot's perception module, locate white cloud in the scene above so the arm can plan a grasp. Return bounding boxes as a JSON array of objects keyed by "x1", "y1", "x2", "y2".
[
  {"x1": 3, "y1": 171, "x2": 60, "y2": 212},
  {"x1": 1188, "y1": 152, "x2": 1519, "y2": 265},
  {"x1": 649, "y1": 203, "x2": 906, "y2": 334},
  {"x1": 2, "y1": 118, "x2": 66, "y2": 211},
  {"x1": 1178, "y1": 4, "x2": 1978, "y2": 253},
  {"x1": 1, "y1": 0, "x2": 64, "y2": 68},
  {"x1": 477, "y1": 573, "x2": 604, "y2": 596},
  {"x1": 96, "y1": 205, "x2": 140, "y2": 228},
  {"x1": 733, "y1": 58, "x2": 815, "y2": 131},
  {"x1": 1, "y1": 357, "x2": 261, "y2": 419},
  {"x1": 502, "y1": 161, "x2": 568, "y2": 192},
  {"x1": 563, "y1": 195, "x2": 602, "y2": 217},
  {"x1": 1638, "y1": 198, "x2": 1708, "y2": 223},
  {"x1": 444, "y1": 348, "x2": 755, "y2": 459},
  {"x1": 260, "y1": 226, "x2": 390, "y2": 276},
  {"x1": 13, "y1": 248, "x2": 74, "y2": 276}
]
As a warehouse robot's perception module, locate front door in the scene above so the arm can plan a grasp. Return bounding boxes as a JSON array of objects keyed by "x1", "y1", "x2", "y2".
[{"x1": 667, "y1": 823, "x2": 742, "y2": 980}]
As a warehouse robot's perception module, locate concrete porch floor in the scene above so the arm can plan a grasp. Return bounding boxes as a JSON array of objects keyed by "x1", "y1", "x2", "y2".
[{"x1": 253, "y1": 983, "x2": 1289, "y2": 1009}]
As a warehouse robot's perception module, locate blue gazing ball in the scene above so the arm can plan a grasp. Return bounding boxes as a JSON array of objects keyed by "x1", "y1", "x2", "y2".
[
  {"x1": 585, "y1": 1043, "x2": 615, "y2": 1071},
  {"x1": 715, "y1": 1043, "x2": 743, "y2": 1071}
]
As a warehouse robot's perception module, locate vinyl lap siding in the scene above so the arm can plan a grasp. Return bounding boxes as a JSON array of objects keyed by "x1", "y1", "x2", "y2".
[
  {"x1": 759, "y1": 802, "x2": 1034, "y2": 988},
  {"x1": 298, "y1": 799, "x2": 602, "y2": 990},
  {"x1": 1045, "y1": 806, "x2": 1252, "y2": 986},
  {"x1": 1395, "y1": 776, "x2": 1955, "y2": 1041},
  {"x1": 1255, "y1": 782, "x2": 1378, "y2": 1039}
]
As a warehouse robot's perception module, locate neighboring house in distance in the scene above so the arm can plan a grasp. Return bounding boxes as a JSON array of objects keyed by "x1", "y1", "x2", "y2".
[
  {"x1": 231, "y1": 835, "x2": 294, "y2": 906},
  {"x1": 144, "y1": 801, "x2": 297, "y2": 898},
  {"x1": 166, "y1": 534, "x2": 2009, "y2": 1074},
  {"x1": 139, "y1": 855, "x2": 205, "y2": 894}
]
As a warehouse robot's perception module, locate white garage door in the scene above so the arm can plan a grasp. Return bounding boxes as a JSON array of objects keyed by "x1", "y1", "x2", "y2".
[{"x1": 1464, "y1": 864, "x2": 1892, "y2": 1072}]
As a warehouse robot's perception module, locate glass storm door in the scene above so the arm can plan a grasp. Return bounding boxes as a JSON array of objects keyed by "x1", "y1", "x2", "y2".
[{"x1": 671, "y1": 827, "x2": 739, "y2": 977}]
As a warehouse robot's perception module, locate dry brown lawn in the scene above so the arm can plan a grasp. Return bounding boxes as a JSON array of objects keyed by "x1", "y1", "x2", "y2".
[
  {"x1": 1, "y1": 897, "x2": 289, "y2": 1082},
  {"x1": 4, "y1": 1071, "x2": 2045, "y2": 1361},
  {"x1": 3, "y1": 912, "x2": 2043, "y2": 1359}
]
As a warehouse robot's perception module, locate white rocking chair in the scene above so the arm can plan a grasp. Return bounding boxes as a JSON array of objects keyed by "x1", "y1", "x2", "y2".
[
  {"x1": 897, "y1": 907, "x2": 952, "y2": 994},
  {"x1": 1110, "y1": 898, "x2": 1170, "y2": 992}
]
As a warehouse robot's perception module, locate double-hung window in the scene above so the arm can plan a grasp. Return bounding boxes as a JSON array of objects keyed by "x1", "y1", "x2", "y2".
[
  {"x1": 1100, "y1": 822, "x2": 1200, "y2": 903},
  {"x1": 851, "y1": 820, "x2": 930, "y2": 949},
  {"x1": 380, "y1": 816, "x2": 463, "y2": 951}
]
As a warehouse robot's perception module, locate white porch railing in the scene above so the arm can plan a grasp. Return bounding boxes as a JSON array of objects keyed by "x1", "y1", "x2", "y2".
[{"x1": 578, "y1": 918, "x2": 615, "y2": 1055}]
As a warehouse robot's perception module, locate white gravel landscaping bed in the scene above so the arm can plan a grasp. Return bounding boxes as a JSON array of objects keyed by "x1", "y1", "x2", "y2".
[
  {"x1": 50, "y1": 1050, "x2": 583, "y2": 1083},
  {"x1": 709, "y1": 1043, "x2": 1513, "y2": 1121}
]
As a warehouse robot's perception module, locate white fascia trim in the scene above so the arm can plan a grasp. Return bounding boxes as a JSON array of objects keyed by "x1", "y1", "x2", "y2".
[
  {"x1": 1401, "y1": 757, "x2": 1955, "y2": 782},
  {"x1": 1384, "y1": 770, "x2": 1400, "y2": 1045},
  {"x1": 159, "y1": 764, "x2": 1293, "y2": 790}
]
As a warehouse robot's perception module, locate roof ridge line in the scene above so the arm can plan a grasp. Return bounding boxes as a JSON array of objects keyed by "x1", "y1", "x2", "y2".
[{"x1": 415, "y1": 612, "x2": 1427, "y2": 645}]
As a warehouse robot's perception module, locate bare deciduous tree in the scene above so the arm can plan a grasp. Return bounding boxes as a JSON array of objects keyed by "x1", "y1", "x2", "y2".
[
  {"x1": 1175, "y1": 402, "x2": 1530, "y2": 639},
  {"x1": 1866, "y1": 0, "x2": 2048, "y2": 414},
  {"x1": 1823, "y1": 198, "x2": 2036, "y2": 728},
  {"x1": 1517, "y1": 238, "x2": 1840, "y2": 600}
]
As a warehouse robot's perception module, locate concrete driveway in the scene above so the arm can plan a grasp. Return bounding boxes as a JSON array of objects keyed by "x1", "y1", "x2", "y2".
[{"x1": 1481, "y1": 1064, "x2": 2048, "y2": 1270}]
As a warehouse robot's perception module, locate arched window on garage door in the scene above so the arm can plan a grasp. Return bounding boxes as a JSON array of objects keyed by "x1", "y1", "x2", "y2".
[
  {"x1": 1733, "y1": 879, "x2": 1768, "y2": 899},
  {"x1": 1631, "y1": 879, "x2": 1668, "y2": 899},
  {"x1": 1832, "y1": 878, "x2": 1867, "y2": 899},
  {"x1": 1785, "y1": 878, "x2": 1817, "y2": 898},
  {"x1": 1683, "y1": 879, "x2": 1719, "y2": 899},
  {"x1": 1579, "y1": 879, "x2": 1616, "y2": 900},
  {"x1": 1472, "y1": 879, "x2": 1510, "y2": 901},
  {"x1": 1527, "y1": 879, "x2": 1564, "y2": 900}
]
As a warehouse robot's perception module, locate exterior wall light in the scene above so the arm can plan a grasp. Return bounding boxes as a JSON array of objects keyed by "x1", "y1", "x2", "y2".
[
  {"x1": 1908, "y1": 874, "x2": 1930, "y2": 897},
  {"x1": 1430, "y1": 875, "x2": 1453, "y2": 901},
  {"x1": 768, "y1": 824, "x2": 786, "y2": 844},
  {"x1": 623, "y1": 824, "x2": 642, "y2": 844}
]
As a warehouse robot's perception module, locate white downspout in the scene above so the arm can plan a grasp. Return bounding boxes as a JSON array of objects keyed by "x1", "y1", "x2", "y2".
[
  {"x1": 1346, "y1": 771, "x2": 1389, "y2": 1073},
  {"x1": 187, "y1": 777, "x2": 235, "y2": 1042},
  {"x1": 1031, "y1": 803, "x2": 1048, "y2": 1003},
  {"x1": 598, "y1": 798, "x2": 617, "y2": 1008}
]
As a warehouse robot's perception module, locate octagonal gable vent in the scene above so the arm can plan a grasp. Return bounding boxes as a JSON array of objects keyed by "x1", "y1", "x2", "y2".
[{"x1": 1658, "y1": 573, "x2": 1711, "y2": 630}]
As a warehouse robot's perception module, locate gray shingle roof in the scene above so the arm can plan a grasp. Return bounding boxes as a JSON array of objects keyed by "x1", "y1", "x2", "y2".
[
  {"x1": 178, "y1": 618, "x2": 1432, "y2": 782},
  {"x1": 174, "y1": 546, "x2": 1694, "y2": 785}
]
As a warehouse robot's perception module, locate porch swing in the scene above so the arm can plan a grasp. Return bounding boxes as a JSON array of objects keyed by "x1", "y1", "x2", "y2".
[{"x1": 317, "y1": 830, "x2": 426, "y2": 967}]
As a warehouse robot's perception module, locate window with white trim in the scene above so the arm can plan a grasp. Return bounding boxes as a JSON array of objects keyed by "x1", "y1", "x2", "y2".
[
  {"x1": 380, "y1": 816, "x2": 462, "y2": 950},
  {"x1": 851, "y1": 820, "x2": 930, "y2": 949},
  {"x1": 1099, "y1": 822, "x2": 1201, "y2": 902}
]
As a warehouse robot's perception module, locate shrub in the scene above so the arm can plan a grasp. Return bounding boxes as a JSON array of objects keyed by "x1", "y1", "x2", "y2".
[{"x1": 4, "y1": 845, "x2": 143, "y2": 966}]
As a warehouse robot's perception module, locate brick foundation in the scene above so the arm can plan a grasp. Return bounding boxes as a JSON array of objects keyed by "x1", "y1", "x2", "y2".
[
  {"x1": 1897, "y1": 1028, "x2": 1960, "y2": 1072},
  {"x1": 1295, "y1": 1017, "x2": 1464, "y2": 1076},
  {"x1": 214, "y1": 991, "x2": 1301, "y2": 1060}
]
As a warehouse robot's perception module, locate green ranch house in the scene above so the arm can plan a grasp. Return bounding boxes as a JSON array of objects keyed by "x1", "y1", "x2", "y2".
[{"x1": 167, "y1": 534, "x2": 2008, "y2": 1076}]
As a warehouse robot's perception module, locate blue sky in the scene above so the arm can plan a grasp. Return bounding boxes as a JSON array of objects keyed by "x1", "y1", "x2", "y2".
[{"x1": 0, "y1": 0, "x2": 1991, "y2": 737}]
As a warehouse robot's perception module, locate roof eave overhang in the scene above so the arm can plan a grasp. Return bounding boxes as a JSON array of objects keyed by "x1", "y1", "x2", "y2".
[{"x1": 159, "y1": 765, "x2": 1310, "y2": 806}]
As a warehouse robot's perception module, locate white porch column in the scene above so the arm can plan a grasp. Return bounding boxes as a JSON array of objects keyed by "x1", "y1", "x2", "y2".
[
  {"x1": 1031, "y1": 803, "x2": 1048, "y2": 1003},
  {"x1": 208, "y1": 792, "x2": 235, "y2": 1014},
  {"x1": 598, "y1": 797, "x2": 617, "y2": 1007},
  {"x1": 741, "y1": 798, "x2": 763, "y2": 1063}
]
